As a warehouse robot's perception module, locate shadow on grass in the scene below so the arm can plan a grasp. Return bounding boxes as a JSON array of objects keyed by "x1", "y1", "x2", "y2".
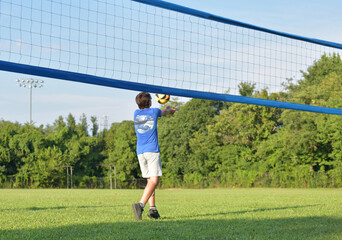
[
  {"x1": 1, "y1": 205, "x2": 127, "y2": 212},
  {"x1": 167, "y1": 204, "x2": 322, "y2": 219},
  {"x1": 25, "y1": 205, "x2": 128, "y2": 211},
  {"x1": 1, "y1": 216, "x2": 341, "y2": 240}
]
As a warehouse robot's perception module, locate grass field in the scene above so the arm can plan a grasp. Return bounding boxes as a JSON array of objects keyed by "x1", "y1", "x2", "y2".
[{"x1": 0, "y1": 188, "x2": 341, "y2": 240}]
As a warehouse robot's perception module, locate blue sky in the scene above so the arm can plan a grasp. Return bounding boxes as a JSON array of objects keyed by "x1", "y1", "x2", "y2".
[{"x1": 1, "y1": 0, "x2": 342, "y2": 127}]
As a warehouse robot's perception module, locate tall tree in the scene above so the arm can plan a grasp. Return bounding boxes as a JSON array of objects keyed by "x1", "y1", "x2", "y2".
[
  {"x1": 67, "y1": 113, "x2": 76, "y2": 136},
  {"x1": 90, "y1": 116, "x2": 99, "y2": 137},
  {"x1": 238, "y1": 82, "x2": 256, "y2": 97},
  {"x1": 77, "y1": 114, "x2": 88, "y2": 136}
]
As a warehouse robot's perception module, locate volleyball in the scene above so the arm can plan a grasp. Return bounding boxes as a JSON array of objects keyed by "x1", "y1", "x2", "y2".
[{"x1": 155, "y1": 94, "x2": 170, "y2": 104}]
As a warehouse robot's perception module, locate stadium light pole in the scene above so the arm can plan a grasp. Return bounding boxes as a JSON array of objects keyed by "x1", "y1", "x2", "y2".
[{"x1": 16, "y1": 78, "x2": 44, "y2": 124}]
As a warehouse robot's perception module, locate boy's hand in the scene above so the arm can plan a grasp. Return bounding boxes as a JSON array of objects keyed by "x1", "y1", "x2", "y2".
[{"x1": 162, "y1": 106, "x2": 177, "y2": 116}]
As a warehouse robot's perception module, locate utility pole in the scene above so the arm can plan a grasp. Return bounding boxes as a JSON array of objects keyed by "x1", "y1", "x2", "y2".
[
  {"x1": 56, "y1": 165, "x2": 73, "y2": 189},
  {"x1": 97, "y1": 164, "x2": 116, "y2": 189}
]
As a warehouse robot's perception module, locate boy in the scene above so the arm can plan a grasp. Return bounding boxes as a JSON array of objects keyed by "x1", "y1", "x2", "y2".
[{"x1": 132, "y1": 92, "x2": 162, "y2": 220}]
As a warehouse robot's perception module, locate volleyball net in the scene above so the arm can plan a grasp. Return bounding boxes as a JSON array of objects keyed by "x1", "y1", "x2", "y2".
[{"x1": 1, "y1": 0, "x2": 342, "y2": 114}]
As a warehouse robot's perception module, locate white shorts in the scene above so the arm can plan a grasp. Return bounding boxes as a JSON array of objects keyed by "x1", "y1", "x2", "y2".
[{"x1": 138, "y1": 152, "x2": 162, "y2": 178}]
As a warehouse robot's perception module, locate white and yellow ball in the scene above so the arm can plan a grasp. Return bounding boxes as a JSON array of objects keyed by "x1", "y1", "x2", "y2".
[{"x1": 155, "y1": 94, "x2": 170, "y2": 104}]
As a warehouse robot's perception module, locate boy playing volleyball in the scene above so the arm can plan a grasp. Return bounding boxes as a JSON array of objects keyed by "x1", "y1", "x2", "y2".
[{"x1": 132, "y1": 92, "x2": 163, "y2": 220}]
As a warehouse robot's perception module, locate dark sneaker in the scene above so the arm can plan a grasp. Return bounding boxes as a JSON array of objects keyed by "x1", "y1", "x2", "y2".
[
  {"x1": 147, "y1": 209, "x2": 160, "y2": 219},
  {"x1": 132, "y1": 203, "x2": 144, "y2": 221}
]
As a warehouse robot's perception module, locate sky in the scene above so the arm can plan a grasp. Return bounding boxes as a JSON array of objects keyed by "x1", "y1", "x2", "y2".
[{"x1": 1, "y1": 0, "x2": 342, "y2": 128}]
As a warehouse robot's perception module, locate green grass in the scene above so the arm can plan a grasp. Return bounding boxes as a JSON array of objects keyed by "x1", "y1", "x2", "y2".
[{"x1": 0, "y1": 188, "x2": 341, "y2": 239}]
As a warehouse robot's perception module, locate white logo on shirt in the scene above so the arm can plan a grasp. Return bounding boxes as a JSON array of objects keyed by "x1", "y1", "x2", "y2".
[{"x1": 134, "y1": 115, "x2": 154, "y2": 134}]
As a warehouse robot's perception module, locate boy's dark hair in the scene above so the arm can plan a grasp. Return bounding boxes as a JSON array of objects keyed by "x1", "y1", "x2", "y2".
[{"x1": 136, "y1": 92, "x2": 152, "y2": 109}]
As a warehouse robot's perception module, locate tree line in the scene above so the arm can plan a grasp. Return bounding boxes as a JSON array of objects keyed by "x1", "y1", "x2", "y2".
[{"x1": 1, "y1": 54, "x2": 342, "y2": 188}]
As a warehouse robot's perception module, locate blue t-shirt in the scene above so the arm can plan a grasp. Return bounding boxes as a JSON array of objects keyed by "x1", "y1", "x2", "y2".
[{"x1": 134, "y1": 108, "x2": 162, "y2": 155}]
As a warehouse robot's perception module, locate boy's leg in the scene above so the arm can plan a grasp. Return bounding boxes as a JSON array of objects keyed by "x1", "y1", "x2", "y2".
[
  {"x1": 148, "y1": 188, "x2": 155, "y2": 207},
  {"x1": 146, "y1": 184, "x2": 161, "y2": 219},
  {"x1": 144, "y1": 178, "x2": 161, "y2": 220},
  {"x1": 140, "y1": 176, "x2": 159, "y2": 204}
]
